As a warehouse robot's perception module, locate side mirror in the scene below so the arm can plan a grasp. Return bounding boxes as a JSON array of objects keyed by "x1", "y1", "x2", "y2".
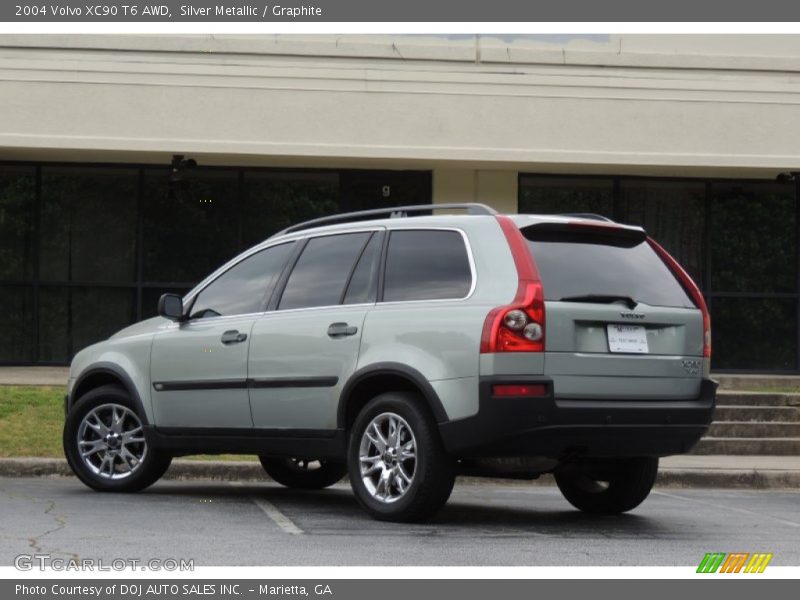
[{"x1": 158, "y1": 294, "x2": 185, "y2": 322}]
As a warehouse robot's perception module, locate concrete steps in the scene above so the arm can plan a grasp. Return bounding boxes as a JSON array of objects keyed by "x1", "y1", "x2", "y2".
[
  {"x1": 713, "y1": 405, "x2": 800, "y2": 422},
  {"x1": 708, "y1": 421, "x2": 800, "y2": 437},
  {"x1": 692, "y1": 389, "x2": 800, "y2": 456},
  {"x1": 694, "y1": 437, "x2": 800, "y2": 455},
  {"x1": 714, "y1": 374, "x2": 800, "y2": 391},
  {"x1": 714, "y1": 393, "x2": 800, "y2": 407}
]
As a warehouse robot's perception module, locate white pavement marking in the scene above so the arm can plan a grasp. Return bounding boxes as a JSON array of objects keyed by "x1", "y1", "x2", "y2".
[
  {"x1": 250, "y1": 497, "x2": 305, "y2": 535},
  {"x1": 229, "y1": 482, "x2": 303, "y2": 535},
  {"x1": 653, "y1": 489, "x2": 800, "y2": 528}
]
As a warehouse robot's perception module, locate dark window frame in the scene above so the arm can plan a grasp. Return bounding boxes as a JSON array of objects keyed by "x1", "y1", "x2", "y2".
[{"x1": 518, "y1": 172, "x2": 800, "y2": 374}]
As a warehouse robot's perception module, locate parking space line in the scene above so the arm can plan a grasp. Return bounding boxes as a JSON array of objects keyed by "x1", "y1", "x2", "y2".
[
  {"x1": 653, "y1": 489, "x2": 800, "y2": 528},
  {"x1": 229, "y1": 483, "x2": 303, "y2": 535},
  {"x1": 250, "y1": 496, "x2": 304, "y2": 535}
]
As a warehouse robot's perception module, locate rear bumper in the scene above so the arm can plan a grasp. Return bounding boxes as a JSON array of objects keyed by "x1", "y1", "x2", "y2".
[{"x1": 439, "y1": 377, "x2": 717, "y2": 459}]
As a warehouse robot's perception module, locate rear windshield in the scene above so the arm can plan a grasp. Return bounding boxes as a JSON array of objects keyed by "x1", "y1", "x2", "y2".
[{"x1": 524, "y1": 226, "x2": 695, "y2": 309}]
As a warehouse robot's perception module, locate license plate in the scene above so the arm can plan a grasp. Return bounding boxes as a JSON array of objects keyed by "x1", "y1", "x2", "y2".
[{"x1": 607, "y1": 324, "x2": 649, "y2": 354}]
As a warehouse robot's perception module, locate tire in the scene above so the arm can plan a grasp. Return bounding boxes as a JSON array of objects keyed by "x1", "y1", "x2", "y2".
[
  {"x1": 347, "y1": 391, "x2": 455, "y2": 522},
  {"x1": 64, "y1": 384, "x2": 172, "y2": 493},
  {"x1": 554, "y1": 457, "x2": 659, "y2": 515},
  {"x1": 258, "y1": 457, "x2": 347, "y2": 489}
]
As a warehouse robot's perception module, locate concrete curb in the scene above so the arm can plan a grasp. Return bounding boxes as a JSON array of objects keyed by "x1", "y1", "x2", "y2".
[{"x1": 1, "y1": 457, "x2": 799, "y2": 490}]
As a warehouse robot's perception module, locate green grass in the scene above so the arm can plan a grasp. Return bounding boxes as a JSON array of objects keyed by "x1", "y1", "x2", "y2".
[
  {"x1": 0, "y1": 385, "x2": 65, "y2": 457},
  {"x1": 0, "y1": 385, "x2": 256, "y2": 461}
]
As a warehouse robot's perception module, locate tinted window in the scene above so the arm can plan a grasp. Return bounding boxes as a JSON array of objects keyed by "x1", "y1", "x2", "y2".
[
  {"x1": 519, "y1": 175, "x2": 614, "y2": 217},
  {"x1": 39, "y1": 287, "x2": 134, "y2": 361},
  {"x1": 710, "y1": 182, "x2": 796, "y2": 293},
  {"x1": 41, "y1": 167, "x2": 137, "y2": 283},
  {"x1": 383, "y1": 230, "x2": 472, "y2": 302},
  {"x1": 0, "y1": 287, "x2": 34, "y2": 362},
  {"x1": 190, "y1": 242, "x2": 294, "y2": 318},
  {"x1": 618, "y1": 179, "x2": 706, "y2": 286},
  {"x1": 143, "y1": 169, "x2": 239, "y2": 283},
  {"x1": 343, "y1": 233, "x2": 382, "y2": 305},
  {"x1": 279, "y1": 233, "x2": 371, "y2": 310},
  {"x1": 713, "y1": 297, "x2": 796, "y2": 370},
  {"x1": 0, "y1": 166, "x2": 35, "y2": 280},
  {"x1": 243, "y1": 171, "x2": 339, "y2": 246},
  {"x1": 525, "y1": 229, "x2": 694, "y2": 308}
]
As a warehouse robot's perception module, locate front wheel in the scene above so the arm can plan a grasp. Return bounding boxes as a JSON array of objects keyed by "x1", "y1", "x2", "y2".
[
  {"x1": 64, "y1": 384, "x2": 171, "y2": 492},
  {"x1": 554, "y1": 457, "x2": 659, "y2": 515},
  {"x1": 348, "y1": 392, "x2": 455, "y2": 522},
  {"x1": 258, "y1": 457, "x2": 347, "y2": 489}
]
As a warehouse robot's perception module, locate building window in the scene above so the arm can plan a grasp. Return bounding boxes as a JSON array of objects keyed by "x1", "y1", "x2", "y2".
[
  {"x1": 143, "y1": 168, "x2": 240, "y2": 284},
  {"x1": 519, "y1": 176, "x2": 613, "y2": 217},
  {"x1": 243, "y1": 171, "x2": 340, "y2": 246},
  {"x1": 0, "y1": 166, "x2": 36, "y2": 281},
  {"x1": 0, "y1": 287, "x2": 34, "y2": 362},
  {"x1": 709, "y1": 182, "x2": 796, "y2": 294},
  {"x1": 0, "y1": 162, "x2": 431, "y2": 364},
  {"x1": 619, "y1": 179, "x2": 706, "y2": 286},
  {"x1": 519, "y1": 174, "x2": 799, "y2": 372},
  {"x1": 40, "y1": 167, "x2": 138, "y2": 283}
]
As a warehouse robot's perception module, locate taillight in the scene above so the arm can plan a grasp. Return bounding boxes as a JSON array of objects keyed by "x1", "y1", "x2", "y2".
[
  {"x1": 481, "y1": 216, "x2": 545, "y2": 353},
  {"x1": 648, "y1": 238, "x2": 711, "y2": 358}
]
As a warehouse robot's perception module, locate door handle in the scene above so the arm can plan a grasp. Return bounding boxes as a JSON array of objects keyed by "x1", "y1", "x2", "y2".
[
  {"x1": 327, "y1": 322, "x2": 358, "y2": 338},
  {"x1": 221, "y1": 330, "x2": 248, "y2": 345}
]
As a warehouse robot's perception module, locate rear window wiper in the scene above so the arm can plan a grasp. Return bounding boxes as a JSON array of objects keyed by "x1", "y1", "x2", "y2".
[{"x1": 559, "y1": 294, "x2": 638, "y2": 309}]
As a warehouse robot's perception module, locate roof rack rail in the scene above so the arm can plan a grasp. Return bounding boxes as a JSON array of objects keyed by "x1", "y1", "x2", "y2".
[
  {"x1": 558, "y1": 212, "x2": 615, "y2": 223},
  {"x1": 273, "y1": 203, "x2": 498, "y2": 237}
]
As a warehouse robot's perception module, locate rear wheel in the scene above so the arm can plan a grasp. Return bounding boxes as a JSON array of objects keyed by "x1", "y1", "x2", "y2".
[
  {"x1": 64, "y1": 384, "x2": 171, "y2": 492},
  {"x1": 347, "y1": 392, "x2": 455, "y2": 522},
  {"x1": 258, "y1": 457, "x2": 347, "y2": 489},
  {"x1": 554, "y1": 457, "x2": 658, "y2": 515}
]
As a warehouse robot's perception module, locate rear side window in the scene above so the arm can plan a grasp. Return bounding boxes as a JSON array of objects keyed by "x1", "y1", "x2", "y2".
[
  {"x1": 190, "y1": 241, "x2": 295, "y2": 319},
  {"x1": 383, "y1": 230, "x2": 472, "y2": 302},
  {"x1": 279, "y1": 232, "x2": 371, "y2": 310},
  {"x1": 524, "y1": 226, "x2": 694, "y2": 308}
]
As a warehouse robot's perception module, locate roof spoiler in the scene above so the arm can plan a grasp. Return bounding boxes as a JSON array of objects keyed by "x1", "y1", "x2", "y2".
[{"x1": 520, "y1": 221, "x2": 647, "y2": 246}]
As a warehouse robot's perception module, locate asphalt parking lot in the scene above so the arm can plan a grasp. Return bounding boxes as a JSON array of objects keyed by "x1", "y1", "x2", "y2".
[{"x1": 1, "y1": 476, "x2": 798, "y2": 566}]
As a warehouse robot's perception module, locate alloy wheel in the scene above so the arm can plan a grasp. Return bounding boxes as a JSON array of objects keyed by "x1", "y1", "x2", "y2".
[
  {"x1": 358, "y1": 412, "x2": 417, "y2": 503},
  {"x1": 76, "y1": 403, "x2": 147, "y2": 479}
]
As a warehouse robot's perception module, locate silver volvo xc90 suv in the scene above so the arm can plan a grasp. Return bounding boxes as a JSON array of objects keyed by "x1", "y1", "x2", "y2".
[{"x1": 63, "y1": 204, "x2": 716, "y2": 522}]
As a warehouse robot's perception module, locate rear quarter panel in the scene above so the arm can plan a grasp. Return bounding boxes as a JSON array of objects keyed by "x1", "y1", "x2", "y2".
[{"x1": 357, "y1": 218, "x2": 519, "y2": 421}]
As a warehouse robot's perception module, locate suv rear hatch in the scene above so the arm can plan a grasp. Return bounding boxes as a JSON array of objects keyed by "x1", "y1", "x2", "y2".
[{"x1": 522, "y1": 220, "x2": 706, "y2": 400}]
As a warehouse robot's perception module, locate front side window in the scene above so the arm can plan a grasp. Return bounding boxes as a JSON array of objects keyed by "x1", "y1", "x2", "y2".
[
  {"x1": 383, "y1": 230, "x2": 472, "y2": 302},
  {"x1": 190, "y1": 242, "x2": 294, "y2": 319},
  {"x1": 279, "y1": 232, "x2": 371, "y2": 310}
]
